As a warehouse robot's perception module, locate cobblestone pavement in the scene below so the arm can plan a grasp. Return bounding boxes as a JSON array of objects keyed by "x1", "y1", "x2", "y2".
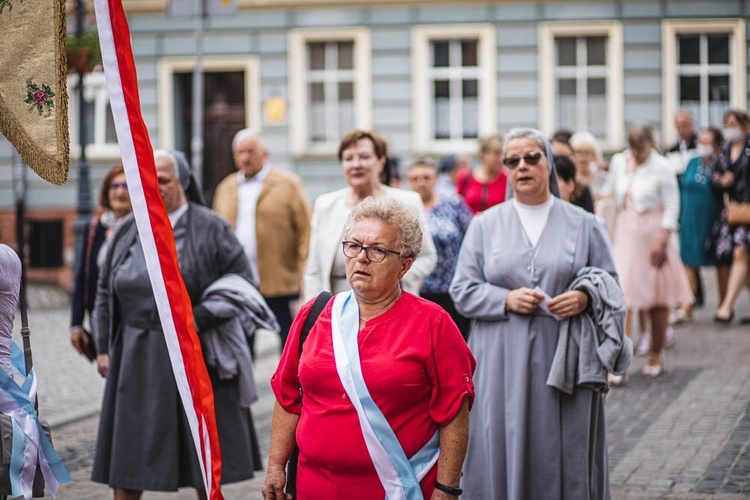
[{"x1": 17, "y1": 274, "x2": 750, "y2": 499}]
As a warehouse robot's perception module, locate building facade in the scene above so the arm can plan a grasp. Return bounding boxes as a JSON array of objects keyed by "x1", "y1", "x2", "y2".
[{"x1": 0, "y1": 0, "x2": 748, "y2": 280}]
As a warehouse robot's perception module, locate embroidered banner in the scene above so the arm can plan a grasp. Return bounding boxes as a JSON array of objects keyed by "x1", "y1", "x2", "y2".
[
  {"x1": 0, "y1": 0, "x2": 69, "y2": 185},
  {"x1": 93, "y1": 0, "x2": 223, "y2": 497}
]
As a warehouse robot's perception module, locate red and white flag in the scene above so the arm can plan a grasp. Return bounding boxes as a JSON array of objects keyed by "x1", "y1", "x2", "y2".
[{"x1": 92, "y1": 1, "x2": 223, "y2": 498}]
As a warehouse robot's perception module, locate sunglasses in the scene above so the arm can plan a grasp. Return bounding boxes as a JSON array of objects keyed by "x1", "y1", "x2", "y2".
[
  {"x1": 503, "y1": 151, "x2": 545, "y2": 169},
  {"x1": 110, "y1": 182, "x2": 128, "y2": 191}
]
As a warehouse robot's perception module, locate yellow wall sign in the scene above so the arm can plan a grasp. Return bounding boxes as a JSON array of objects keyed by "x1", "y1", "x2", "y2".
[{"x1": 264, "y1": 96, "x2": 287, "y2": 126}]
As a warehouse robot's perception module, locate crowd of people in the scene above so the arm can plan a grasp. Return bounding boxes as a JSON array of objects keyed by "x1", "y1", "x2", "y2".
[{"x1": 64, "y1": 107, "x2": 750, "y2": 499}]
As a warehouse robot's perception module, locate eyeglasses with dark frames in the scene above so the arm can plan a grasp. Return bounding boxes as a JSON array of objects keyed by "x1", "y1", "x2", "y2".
[
  {"x1": 503, "y1": 151, "x2": 545, "y2": 169},
  {"x1": 110, "y1": 182, "x2": 128, "y2": 191},
  {"x1": 341, "y1": 241, "x2": 400, "y2": 262}
]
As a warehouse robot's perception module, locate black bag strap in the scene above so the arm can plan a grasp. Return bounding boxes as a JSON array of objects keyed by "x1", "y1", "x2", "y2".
[
  {"x1": 298, "y1": 291, "x2": 333, "y2": 357},
  {"x1": 286, "y1": 291, "x2": 333, "y2": 499},
  {"x1": 17, "y1": 268, "x2": 32, "y2": 378},
  {"x1": 17, "y1": 265, "x2": 35, "y2": 412}
]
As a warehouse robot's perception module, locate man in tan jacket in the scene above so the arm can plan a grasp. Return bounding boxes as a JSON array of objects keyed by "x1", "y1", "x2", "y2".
[{"x1": 213, "y1": 129, "x2": 311, "y2": 354}]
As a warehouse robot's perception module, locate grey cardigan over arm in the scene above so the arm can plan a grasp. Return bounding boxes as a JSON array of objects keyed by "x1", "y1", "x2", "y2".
[
  {"x1": 198, "y1": 274, "x2": 279, "y2": 408},
  {"x1": 547, "y1": 266, "x2": 632, "y2": 394}
]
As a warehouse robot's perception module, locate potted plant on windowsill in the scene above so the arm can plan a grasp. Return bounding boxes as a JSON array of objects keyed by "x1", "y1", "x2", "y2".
[{"x1": 66, "y1": 31, "x2": 101, "y2": 74}]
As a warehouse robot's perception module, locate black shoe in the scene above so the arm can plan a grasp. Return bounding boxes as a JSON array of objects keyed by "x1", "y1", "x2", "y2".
[
  {"x1": 714, "y1": 311, "x2": 735, "y2": 324},
  {"x1": 739, "y1": 316, "x2": 750, "y2": 326}
]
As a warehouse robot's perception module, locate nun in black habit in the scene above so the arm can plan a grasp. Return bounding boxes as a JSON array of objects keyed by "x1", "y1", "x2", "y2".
[{"x1": 91, "y1": 150, "x2": 261, "y2": 497}]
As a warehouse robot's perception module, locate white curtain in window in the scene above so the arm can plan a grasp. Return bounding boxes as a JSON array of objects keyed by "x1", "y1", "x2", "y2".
[
  {"x1": 338, "y1": 100, "x2": 355, "y2": 138},
  {"x1": 587, "y1": 95, "x2": 607, "y2": 138},
  {"x1": 462, "y1": 97, "x2": 478, "y2": 138},
  {"x1": 557, "y1": 96, "x2": 577, "y2": 131},
  {"x1": 434, "y1": 99, "x2": 450, "y2": 139},
  {"x1": 309, "y1": 101, "x2": 326, "y2": 142}
]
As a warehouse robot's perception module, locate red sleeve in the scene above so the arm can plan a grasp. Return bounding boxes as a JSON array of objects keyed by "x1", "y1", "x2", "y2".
[
  {"x1": 270, "y1": 297, "x2": 317, "y2": 415},
  {"x1": 425, "y1": 310, "x2": 476, "y2": 427}
]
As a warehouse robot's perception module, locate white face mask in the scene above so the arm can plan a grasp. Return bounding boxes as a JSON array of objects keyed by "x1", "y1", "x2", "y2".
[
  {"x1": 723, "y1": 127, "x2": 744, "y2": 143},
  {"x1": 695, "y1": 144, "x2": 714, "y2": 158}
]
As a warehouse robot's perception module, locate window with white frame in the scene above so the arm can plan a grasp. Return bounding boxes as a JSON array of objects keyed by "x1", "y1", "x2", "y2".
[
  {"x1": 554, "y1": 36, "x2": 607, "y2": 138},
  {"x1": 431, "y1": 39, "x2": 480, "y2": 140},
  {"x1": 307, "y1": 41, "x2": 355, "y2": 144},
  {"x1": 68, "y1": 72, "x2": 120, "y2": 159},
  {"x1": 412, "y1": 25, "x2": 495, "y2": 154},
  {"x1": 662, "y1": 19, "x2": 746, "y2": 144},
  {"x1": 539, "y1": 22, "x2": 623, "y2": 151},
  {"x1": 289, "y1": 28, "x2": 371, "y2": 156}
]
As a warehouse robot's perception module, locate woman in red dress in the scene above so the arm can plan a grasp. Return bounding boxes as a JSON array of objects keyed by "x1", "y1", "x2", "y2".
[
  {"x1": 456, "y1": 133, "x2": 508, "y2": 214},
  {"x1": 263, "y1": 197, "x2": 476, "y2": 500}
]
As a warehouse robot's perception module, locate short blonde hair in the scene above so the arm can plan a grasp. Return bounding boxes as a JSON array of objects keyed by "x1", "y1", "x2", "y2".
[
  {"x1": 343, "y1": 197, "x2": 422, "y2": 260},
  {"x1": 570, "y1": 131, "x2": 603, "y2": 162}
]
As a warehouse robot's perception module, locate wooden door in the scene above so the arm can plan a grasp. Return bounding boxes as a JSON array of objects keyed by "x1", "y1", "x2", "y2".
[{"x1": 176, "y1": 71, "x2": 246, "y2": 205}]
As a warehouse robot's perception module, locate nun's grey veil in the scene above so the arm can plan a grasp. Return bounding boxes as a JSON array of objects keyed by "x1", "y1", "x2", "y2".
[
  {"x1": 170, "y1": 149, "x2": 207, "y2": 206},
  {"x1": 503, "y1": 128, "x2": 561, "y2": 199}
]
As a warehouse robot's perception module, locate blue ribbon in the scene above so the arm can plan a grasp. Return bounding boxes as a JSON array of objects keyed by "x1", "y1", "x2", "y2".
[
  {"x1": 10, "y1": 419, "x2": 24, "y2": 496},
  {"x1": 0, "y1": 342, "x2": 73, "y2": 498},
  {"x1": 340, "y1": 293, "x2": 438, "y2": 500}
]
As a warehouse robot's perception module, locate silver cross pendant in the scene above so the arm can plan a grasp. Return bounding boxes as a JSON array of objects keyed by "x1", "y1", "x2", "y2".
[{"x1": 528, "y1": 261, "x2": 539, "y2": 280}]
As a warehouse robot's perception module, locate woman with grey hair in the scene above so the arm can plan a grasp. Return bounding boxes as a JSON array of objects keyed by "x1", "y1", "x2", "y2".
[
  {"x1": 265, "y1": 196, "x2": 476, "y2": 499},
  {"x1": 452, "y1": 128, "x2": 630, "y2": 499},
  {"x1": 92, "y1": 149, "x2": 261, "y2": 498}
]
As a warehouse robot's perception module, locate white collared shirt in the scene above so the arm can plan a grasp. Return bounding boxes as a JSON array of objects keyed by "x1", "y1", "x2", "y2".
[
  {"x1": 168, "y1": 203, "x2": 189, "y2": 228},
  {"x1": 235, "y1": 163, "x2": 270, "y2": 283}
]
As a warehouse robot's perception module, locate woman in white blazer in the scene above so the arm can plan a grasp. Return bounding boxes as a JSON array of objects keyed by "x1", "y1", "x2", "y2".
[
  {"x1": 304, "y1": 130, "x2": 437, "y2": 301},
  {"x1": 603, "y1": 123, "x2": 693, "y2": 379}
]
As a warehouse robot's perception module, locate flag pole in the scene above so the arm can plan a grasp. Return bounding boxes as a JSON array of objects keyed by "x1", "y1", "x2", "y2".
[
  {"x1": 190, "y1": 0, "x2": 205, "y2": 191},
  {"x1": 72, "y1": 0, "x2": 93, "y2": 287}
]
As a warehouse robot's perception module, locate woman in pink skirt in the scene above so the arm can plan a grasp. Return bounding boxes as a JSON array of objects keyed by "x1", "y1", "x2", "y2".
[{"x1": 604, "y1": 123, "x2": 693, "y2": 378}]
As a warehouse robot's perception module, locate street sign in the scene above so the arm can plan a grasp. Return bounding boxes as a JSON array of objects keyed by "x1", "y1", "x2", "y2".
[{"x1": 167, "y1": 0, "x2": 237, "y2": 17}]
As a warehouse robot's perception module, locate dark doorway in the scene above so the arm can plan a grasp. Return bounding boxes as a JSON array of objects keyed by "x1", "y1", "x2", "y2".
[{"x1": 174, "y1": 71, "x2": 246, "y2": 204}]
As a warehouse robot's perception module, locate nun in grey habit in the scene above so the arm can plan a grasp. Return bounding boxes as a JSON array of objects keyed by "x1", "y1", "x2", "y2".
[
  {"x1": 92, "y1": 150, "x2": 261, "y2": 494},
  {"x1": 450, "y1": 128, "x2": 627, "y2": 500}
]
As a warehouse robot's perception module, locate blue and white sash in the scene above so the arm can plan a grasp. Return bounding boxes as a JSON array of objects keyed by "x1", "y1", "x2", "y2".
[
  {"x1": 331, "y1": 291, "x2": 439, "y2": 500},
  {"x1": 0, "y1": 343, "x2": 72, "y2": 499}
]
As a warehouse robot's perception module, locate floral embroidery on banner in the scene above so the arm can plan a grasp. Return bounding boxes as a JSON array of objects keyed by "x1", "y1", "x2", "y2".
[{"x1": 24, "y1": 78, "x2": 55, "y2": 117}]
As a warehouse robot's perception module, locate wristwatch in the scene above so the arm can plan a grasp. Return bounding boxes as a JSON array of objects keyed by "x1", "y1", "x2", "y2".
[{"x1": 434, "y1": 481, "x2": 463, "y2": 496}]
